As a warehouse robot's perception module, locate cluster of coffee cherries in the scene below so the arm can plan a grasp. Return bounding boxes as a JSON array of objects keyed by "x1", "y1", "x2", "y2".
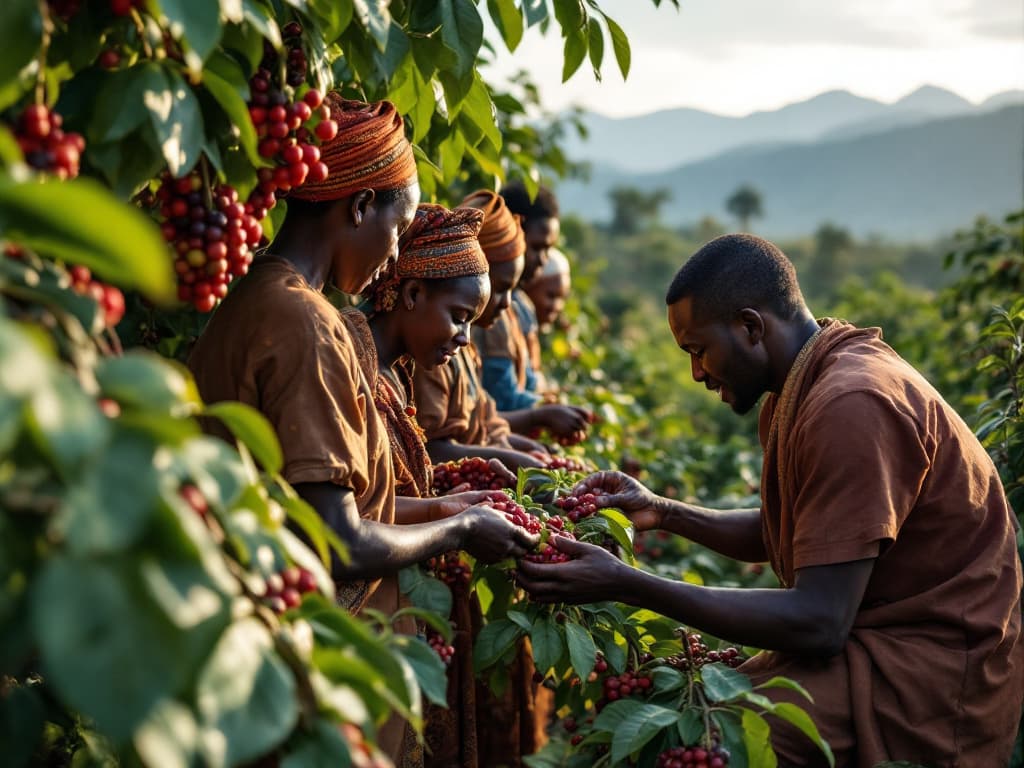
[
  {"x1": 248, "y1": 25, "x2": 335, "y2": 197},
  {"x1": 432, "y1": 457, "x2": 510, "y2": 493},
  {"x1": 12, "y1": 104, "x2": 84, "y2": 179},
  {"x1": 151, "y1": 171, "x2": 263, "y2": 312},
  {"x1": 482, "y1": 490, "x2": 542, "y2": 535},
  {"x1": 426, "y1": 628, "x2": 455, "y2": 666},
  {"x1": 67, "y1": 264, "x2": 125, "y2": 328},
  {"x1": 598, "y1": 668, "x2": 653, "y2": 707},
  {"x1": 554, "y1": 490, "x2": 605, "y2": 523},
  {"x1": 261, "y1": 566, "x2": 317, "y2": 615},
  {"x1": 656, "y1": 744, "x2": 730, "y2": 768},
  {"x1": 663, "y1": 632, "x2": 745, "y2": 671},
  {"x1": 544, "y1": 455, "x2": 591, "y2": 472},
  {"x1": 426, "y1": 552, "x2": 472, "y2": 586},
  {"x1": 522, "y1": 525, "x2": 575, "y2": 564}
]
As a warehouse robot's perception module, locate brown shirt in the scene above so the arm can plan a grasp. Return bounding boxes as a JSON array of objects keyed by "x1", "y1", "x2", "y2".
[
  {"x1": 188, "y1": 257, "x2": 397, "y2": 613},
  {"x1": 748, "y1": 320, "x2": 1023, "y2": 767},
  {"x1": 413, "y1": 343, "x2": 512, "y2": 447}
]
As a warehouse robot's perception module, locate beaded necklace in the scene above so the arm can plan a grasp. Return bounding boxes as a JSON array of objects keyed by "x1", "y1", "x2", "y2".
[{"x1": 374, "y1": 356, "x2": 433, "y2": 498}]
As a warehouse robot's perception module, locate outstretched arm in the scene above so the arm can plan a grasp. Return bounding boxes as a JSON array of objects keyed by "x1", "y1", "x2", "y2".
[
  {"x1": 426, "y1": 438, "x2": 546, "y2": 471},
  {"x1": 517, "y1": 537, "x2": 875, "y2": 655},
  {"x1": 295, "y1": 482, "x2": 537, "y2": 580}
]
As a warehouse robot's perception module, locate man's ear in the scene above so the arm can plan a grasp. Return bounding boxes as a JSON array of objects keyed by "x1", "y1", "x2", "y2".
[
  {"x1": 349, "y1": 189, "x2": 376, "y2": 227},
  {"x1": 737, "y1": 308, "x2": 765, "y2": 345},
  {"x1": 400, "y1": 279, "x2": 423, "y2": 311}
]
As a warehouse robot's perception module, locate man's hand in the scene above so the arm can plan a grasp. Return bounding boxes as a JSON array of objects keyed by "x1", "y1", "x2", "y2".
[
  {"x1": 460, "y1": 505, "x2": 539, "y2": 561},
  {"x1": 536, "y1": 404, "x2": 591, "y2": 439},
  {"x1": 515, "y1": 536, "x2": 625, "y2": 603},
  {"x1": 573, "y1": 471, "x2": 664, "y2": 531}
]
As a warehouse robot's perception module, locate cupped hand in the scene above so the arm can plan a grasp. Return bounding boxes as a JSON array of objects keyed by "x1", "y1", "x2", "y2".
[
  {"x1": 515, "y1": 536, "x2": 625, "y2": 604},
  {"x1": 433, "y1": 489, "x2": 495, "y2": 520},
  {"x1": 537, "y1": 404, "x2": 591, "y2": 439},
  {"x1": 461, "y1": 505, "x2": 539, "y2": 561},
  {"x1": 572, "y1": 470, "x2": 663, "y2": 531}
]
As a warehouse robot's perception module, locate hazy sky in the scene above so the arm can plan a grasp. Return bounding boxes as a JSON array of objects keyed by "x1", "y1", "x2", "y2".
[{"x1": 483, "y1": 0, "x2": 1024, "y2": 117}]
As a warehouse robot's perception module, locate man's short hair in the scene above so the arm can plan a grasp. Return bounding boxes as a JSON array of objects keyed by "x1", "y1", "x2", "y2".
[
  {"x1": 665, "y1": 234, "x2": 806, "y2": 322},
  {"x1": 501, "y1": 181, "x2": 559, "y2": 224}
]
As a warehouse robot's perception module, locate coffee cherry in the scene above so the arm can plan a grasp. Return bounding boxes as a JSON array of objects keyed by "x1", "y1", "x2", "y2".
[
  {"x1": 427, "y1": 552, "x2": 473, "y2": 586},
  {"x1": 426, "y1": 628, "x2": 455, "y2": 665},
  {"x1": 11, "y1": 103, "x2": 84, "y2": 179},
  {"x1": 261, "y1": 565, "x2": 318, "y2": 614},
  {"x1": 432, "y1": 457, "x2": 510, "y2": 493}
]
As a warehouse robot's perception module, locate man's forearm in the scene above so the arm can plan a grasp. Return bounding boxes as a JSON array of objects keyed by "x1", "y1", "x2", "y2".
[
  {"x1": 426, "y1": 439, "x2": 543, "y2": 470},
  {"x1": 656, "y1": 499, "x2": 767, "y2": 562}
]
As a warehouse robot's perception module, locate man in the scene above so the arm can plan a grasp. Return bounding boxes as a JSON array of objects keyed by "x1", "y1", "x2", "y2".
[{"x1": 517, "y1": 234, "x2": 1024, "y2": 767}]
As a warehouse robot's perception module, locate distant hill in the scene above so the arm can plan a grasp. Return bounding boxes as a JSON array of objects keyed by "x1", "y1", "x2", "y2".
[
  {"x1": 564, "y1": 85, "x2": 1021, "y2": 174},
  {"x1": 555, "y1": 106, "x2": 1024, "y2": 240}
]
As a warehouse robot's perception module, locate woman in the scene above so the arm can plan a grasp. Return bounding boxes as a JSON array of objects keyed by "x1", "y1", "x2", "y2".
[
  {"x1": 188, "y1": 96, "x2": 535, "y2": 766},
  {"x1": 412, "y1": 190, "x2": 548, "y2": 473}
]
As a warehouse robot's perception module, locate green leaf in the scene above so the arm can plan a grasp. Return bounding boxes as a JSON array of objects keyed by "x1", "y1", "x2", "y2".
[
  {"x1": 31, "y1": 558, "x2": 199, "y2": 742},
  {"x1": 620, "y1": 706, "x2": 682, "y2": 763},
  {"x1": 97, "y1": 353, "x2": 196, "y2": 414},
  {"x1": 391, "y1": 634, "x2": 449, "y2": 706},
  {"x1": 552, "y1": 0, "x2": 584, "y2": 34},
  {"x1": 506, "y1": 609, "x2": 533, "y2": 632},
  {"x1": 754, "y1": 675, "x2": 814, "y2": 702},
  {"x1": 398, "y1": 567, "x2": 453, "y2": 616},
  {"x1": 202, "y1": 68, "x2": 260, "y2": 165},
  {"x1": 196, "y1": 618, "x2": 299, "y2": 766},
  {"x1": 458, "y1": 72, "x2": 501, "y2": 151},
  {"x1": 0, "y1": 684, "x2": 45, "y2": 768},
  {"x1": 55, "y1": 428, "x2": 161, "y2": 555},
  {"x1": 281, "y1": 719, "x2": 354, "y2": 768},
  {"x1": 134, "y1": 699, "x2": 202, "y2": 768},
  {"x1": 561, "y1": 30, "x2": 587, "y2": 83},
  {"x1": 89, "y1": 63, "x2": 164, "y2": 143},
  {"x1": 587, "y1": 18, "x2": 604, "y2": 78},
  {"x1": 473, "y1": 618, "x2": 523, "y2": 671},
  {"x1": 309, "y1": 0, "x2": 355, "y2": 40},
  {"x1": 0, "y1": 0, "x2": 41, "y2": 89},
  {"x1": 203, "y1": 401, "x2": 283, "y2": 475},
  {"x1": 676, "y1": 708, "x2": 703, "y2": 745},
  {"x1": 438, "y1": 0, "x2": 484, "y2": 79},
  {"x1": 591, "y1": 697, "x2": 645, "y2": 732},
  {"x1": 487, "y1": 0, "x2": 523, "y2": 52},
  {"x1": 145, "y1": 67, "x2": 205, "y2": 176},
  {"x1": 739, "y1": 708, "x2": 776, "y2": 768},
  {"x1": 650, "y1": 666, "x2": 685, "y2": 694},
  {"x1": 0, "y1": 177, "x2": 174, "y2": 302},
  {"x1": 564, "y1": 620, "x2": 596, "y2": 680},
  {"x1": 530, "y1": 615, "x2": 564, "y2": 674},
  {"x1": 701, "y1": 663, "x2": 753, "y2": 703},
  {"x1": 602, "y1": 12, "x2": 631, "y2": 79},
  {"x1": 159, "y1": 0, "x2": 223, "y2": 63},
  {"x1": 26, "y1": 372, "x2": 108, "y2": 477},
  {"x1": 596, "y1": 508, "x2": 635, "y2": 564},
  {"x1": 522, "y1": 0, "x2": 548, "y2": 27},
  {"x1": 772, "y1": 702, "x2": 835, "y2": 766},
  {"x1": 353, "y1": 0, "x2": 392, "y2": 51}
]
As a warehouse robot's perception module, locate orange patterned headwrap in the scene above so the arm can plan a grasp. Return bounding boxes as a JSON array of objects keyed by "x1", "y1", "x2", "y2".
[
  {"x1": 290, "y1": 95, "x2": 417, "y2": 202},
  {"x1": 367, "y1": 204, "x2": 488, "y2": 312},
  {"x1": 459, "y1": 189, "x2": 525, "y2": 264}
]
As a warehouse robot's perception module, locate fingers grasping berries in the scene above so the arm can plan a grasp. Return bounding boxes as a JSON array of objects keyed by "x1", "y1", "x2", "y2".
[
  {"x1": 554, "y1": 490, "x2": 606, "y2": 523},
  {"x1": 426, "y1": 628, "x2": 455, "y2": 666},
  {"x1": 522, "y1": 528, "x2": 575, "y2": 563},
  {"x1": 261, "y1": 566, "x2": 318, "y2": 614},
  {"x1": 432, "y1": 457, "x2": 510, "y2": 493},
  {"x1": 12, "y1": 104, "x2": 85, "y2": 179},
  {"x1": 482, "y1": 491, "x2": 542, "y2": 535}
]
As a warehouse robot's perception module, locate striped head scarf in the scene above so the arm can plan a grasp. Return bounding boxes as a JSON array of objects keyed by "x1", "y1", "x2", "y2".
[
  {"x1": 366, "y1": 203, "x2": 488, "y2": 312},
  {"x1": 290, "y1": 95, "x2": 417, "y2": 202},
  {"x1": 459, "y1": 189, "x2": 525, "y2": 264}
]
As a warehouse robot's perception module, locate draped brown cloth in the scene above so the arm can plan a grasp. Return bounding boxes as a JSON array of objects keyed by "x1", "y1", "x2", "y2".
[
  {"x1": 739, "y1": 319, "x2": 1024, "y2": 767},
  {"x1": 188, "y1": 257, "x2": 397, "y2": 614},
  {"x1": 413, "y1": 344, "x2": 512, "y2": 447}
]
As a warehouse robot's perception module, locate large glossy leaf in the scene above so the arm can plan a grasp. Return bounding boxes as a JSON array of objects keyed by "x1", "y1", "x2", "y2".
[
  {"x1": 739, "y1": 708, "x2": 775, "y2": 768},
  {"x1": 31, "y1": 557, "x2": 199, "y2": 742},
  {"x1": 701, "y1": 662, "x2": 754, "y2": 702},
  {"x1": 203, "y1": 401, "x2": 283, "y2": 475},
  {"x1": 89, "y1": 63, "x2": 165, "y2": 143},
  {"x1": 438, "y1": 0, "x2": 484, "y2": 80},
  {"x1": 561, "y1": 29, "x2": 587, "y2": 82},
  {"x1": 564, "y1": 620, "x2": 596, "y2": 681},
  {"x1": 145, "y1": 67, "x2": 205, "y2": 176},
  {"x1": 391, "y1": 634, "x2": 448, "y2": 707},
  {"x1": 472, "y1": 617, "x2": 522, "y2": 671},
  {"x1": 196, "y1": 618, "x2": 298, "y2": 767},
  {"x1": 352, "y1": 0, "x2": 391, "y2": 51},
  {"x1": 397, "y1": 566, "x2": 452, "y2": 616},
  {"x1": 529, "y1": 614, "x2": 563, "y2": 674},
  {"x1": 487, "y1": 0, "x2": 523, "y2": 52},
  {"x1": 26, "y1": 371, "x2": 108, "y2": 477},
  {"x1": 612, "y1": 704, "x2": 682, "y2": 765},
  {"x1": 0, "y1": 0, "x2": 41, "y2": 88},
  {"x1": 602, "y1": 12, "x2": 631, "y2": 79},
  {"x1": 97, "y1": 353, "x2": 196, "y2": 415},
  {"x1": 159, "y1": 0, "x2": 223, "y2": 63},
  {"x1": 0, "y1": 178, "x2": 174, "y2": 301},
  {"x1": 202, "y1": 65, "x2": 260, "y2": 165},
  {"x1": 772, "y1": 703, "x2": 835, "y2": 766}
]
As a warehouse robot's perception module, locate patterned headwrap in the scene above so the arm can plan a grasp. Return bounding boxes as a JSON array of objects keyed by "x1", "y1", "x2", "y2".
[
  {"x1": 366, "y1": 203, "x2": 488, "y2": 312},
  {"x1": 290, "y1": 94, "x2": 417, "y2": 202},
  {"x1": 459, "y1": 189, "x2": 525, "y2": 264}
]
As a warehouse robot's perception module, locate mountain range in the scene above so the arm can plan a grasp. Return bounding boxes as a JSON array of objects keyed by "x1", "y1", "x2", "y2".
[{"x1": 554, "y1": 86, "x2": 1024, "y2": 239}]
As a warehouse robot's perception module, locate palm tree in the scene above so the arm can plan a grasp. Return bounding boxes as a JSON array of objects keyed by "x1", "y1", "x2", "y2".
[{"x1": 725, "y1": 184, "x2": 763, "y2": 231}]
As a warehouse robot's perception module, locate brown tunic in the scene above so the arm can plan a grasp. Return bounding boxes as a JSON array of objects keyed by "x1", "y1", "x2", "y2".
[
  {"x1": 472, "y1": 304, "x2": 530, "y2": 391},
  {"x1": 413, "y1": 344, "x2": 512, "y2": 447},
  {"x1": 187, "y1": 257, "x2": 398, "y2": 614},
  {"x1": 742, "y1": 320, "x2": 1024, "y2": 767}
]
